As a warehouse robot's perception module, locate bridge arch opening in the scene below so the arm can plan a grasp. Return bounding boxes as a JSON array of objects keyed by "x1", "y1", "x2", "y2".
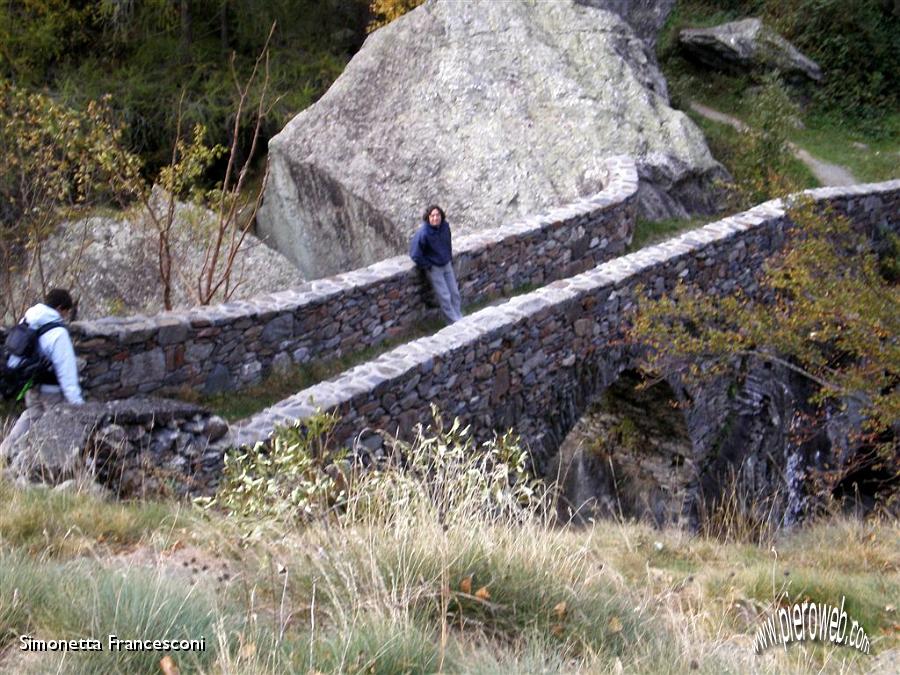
[{"x1": 553, "y1": 369, "x2": 694, "y2": 526}]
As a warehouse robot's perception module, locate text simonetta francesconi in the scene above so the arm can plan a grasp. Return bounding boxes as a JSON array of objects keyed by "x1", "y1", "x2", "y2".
[{"x1": 19, "y1": 635, "x2": 206, "y2": 652}]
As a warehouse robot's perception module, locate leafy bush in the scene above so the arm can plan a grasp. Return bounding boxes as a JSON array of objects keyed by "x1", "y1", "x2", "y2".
[
  {"x1": 726, "y1": 73, "x2": 805, "y2": 206},
  {"x1": 674, "y1": 72, "x2": 811, "y2": 209},
  {"x1": 0, "y1": 74, "x2": 271, "y2": 319},
  {"x1": 759, "y1": 0, "x2": 899, "y2": 124},
  {"x1": 629, "y1": 196, "x2": 900, "y2": 515},
  {"x1": 1, "y1": 1, "x2": 369, "y2": 175},
  {"x1": 203, "y1": 406, "x2": 545, "y2": 531},
  {"x1": 0, "y1": 83, "x2": 135, "y2": 320},
  {"x1": 200, "y1": 410, "x2": 347, "y2": 523}
]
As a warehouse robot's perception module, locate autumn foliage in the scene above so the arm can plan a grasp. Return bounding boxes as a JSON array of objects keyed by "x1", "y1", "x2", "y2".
[{"x1": 629, "y1": 197, "x2": 899, "y2": 496}]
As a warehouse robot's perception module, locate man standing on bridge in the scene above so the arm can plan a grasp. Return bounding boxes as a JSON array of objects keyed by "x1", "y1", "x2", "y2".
[{"x1": 409, "y1": 204, "x2": 463, "y2": 323}]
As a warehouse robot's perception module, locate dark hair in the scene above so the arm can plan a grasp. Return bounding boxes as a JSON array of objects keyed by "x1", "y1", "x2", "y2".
[
  {"x1": 422, "y1": 205, "x2": 446, "y2": 223},
  {"x1": 44, "y1": 288, "x2": 74, "y2": 312}
]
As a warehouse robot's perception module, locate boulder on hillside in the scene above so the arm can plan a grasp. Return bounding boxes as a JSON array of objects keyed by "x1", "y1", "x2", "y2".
[
  {"x1": 679, "y1": 18, "x2": 822, "y2": 83},
  {"x1": 577, "y1": 0, "x2": 676, "y2": 47},
  {"x1": 3, "y1": 190, "x2": 305, "y2": 323},
  {"x1": 258, "y1": 0, "x2": 728, "y2": 279}
]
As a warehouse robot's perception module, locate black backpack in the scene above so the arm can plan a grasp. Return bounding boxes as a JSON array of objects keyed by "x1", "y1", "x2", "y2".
[{"x1": 0, "y1": 319, "x2": 64, "y2": 400}]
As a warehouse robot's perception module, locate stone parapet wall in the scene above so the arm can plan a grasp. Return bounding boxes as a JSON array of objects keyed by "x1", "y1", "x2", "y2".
[
  {"x1": 234, "y1": 181, "x2": 900, "y2": 467},
  {"x1": 66, "y1": 156, "x2": 638, "y2": 399},
  {"x1": 2, "y1": 397, "x2": 229, "y2": 497}
]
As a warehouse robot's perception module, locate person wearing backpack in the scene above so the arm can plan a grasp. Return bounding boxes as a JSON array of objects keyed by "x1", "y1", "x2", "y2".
[{"x1": 1, "y1": 289, "x2": 83, "y2": 460}]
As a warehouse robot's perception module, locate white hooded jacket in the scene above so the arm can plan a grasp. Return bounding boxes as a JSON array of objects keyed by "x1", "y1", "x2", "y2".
[{"x1": 7, "y1": 303, "x2": 84, "y2": 404}]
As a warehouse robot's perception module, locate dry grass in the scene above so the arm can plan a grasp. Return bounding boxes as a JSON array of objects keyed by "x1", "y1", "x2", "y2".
[{"x1": 0, "y1": 422, "x2": 896, "y2": 674}]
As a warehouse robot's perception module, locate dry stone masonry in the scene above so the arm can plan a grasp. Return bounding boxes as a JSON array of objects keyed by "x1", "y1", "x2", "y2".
[
  {"x1": 2, "y1": 398, "x2": 229, "y2": 497},
  {"x1": 234, "y1": 180, "x2": 900, "y2": 476},
  {"x1": 67, "y1": 157, "x2": 638, "y2": 399},
  {"x1": 5, "y1": 164, "x2": 895, "y2": 512}
]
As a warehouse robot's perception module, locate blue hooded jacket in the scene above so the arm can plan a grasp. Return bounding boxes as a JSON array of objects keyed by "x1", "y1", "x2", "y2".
[{"x1": 409, "y1": 218, "x2": 453, "y2": 270}]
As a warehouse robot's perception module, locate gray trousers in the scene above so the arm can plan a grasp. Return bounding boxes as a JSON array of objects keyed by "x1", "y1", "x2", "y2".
[
  {"x1": 427, "y1": 262, "x2": 463, "y2": 323},
  {"x1": 0, "y1": 390, "x2": 63, "y2": 463}
]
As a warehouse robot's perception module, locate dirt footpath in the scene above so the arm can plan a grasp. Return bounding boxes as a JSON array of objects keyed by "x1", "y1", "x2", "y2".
[{"x1": 689, "y1": 101, "x2": 859, "y2": 186}]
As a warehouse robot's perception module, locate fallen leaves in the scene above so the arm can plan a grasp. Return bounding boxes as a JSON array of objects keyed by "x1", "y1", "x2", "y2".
[{"x1": 456, "y1": 576, "x2": 489, "y2": 602}]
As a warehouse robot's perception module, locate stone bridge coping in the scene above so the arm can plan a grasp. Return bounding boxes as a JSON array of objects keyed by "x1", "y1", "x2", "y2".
[
  {"x1": 70, "y1": 156, "x2": 639, "y2": 341},
  {"x1": 232, "y1": 178, "x2": 900, "y2": 446}
]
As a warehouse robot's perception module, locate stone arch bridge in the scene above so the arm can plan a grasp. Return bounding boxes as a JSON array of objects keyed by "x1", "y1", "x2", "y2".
[
  {"x1": 233, "y1": 179, "x2": 899, "y2": 493},
  {"x1": 16, "y1": 161, "x2": 896, "y2": 508}
]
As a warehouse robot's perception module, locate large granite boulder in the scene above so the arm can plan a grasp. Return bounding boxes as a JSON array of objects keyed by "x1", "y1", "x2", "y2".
[
  {"x1": 3, "y1": 191, "x2": 304, "y2": 323},
  {"x1": 1, "y1": 397, "x2": 231, "y2": 497},
  {"x1": 679, "y1": 18, "x2": 822, "y2": 83},
  {"x1": 258, "y1": 0, "x2": 727, "y2": 279}
]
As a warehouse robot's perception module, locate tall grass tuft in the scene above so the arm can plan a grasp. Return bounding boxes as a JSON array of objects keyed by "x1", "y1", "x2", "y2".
[
  {"x1": 3, "y1": 406, "x2": 893, "y2": 673},
  {"x1": 0, "y1": 550, "x2": 57, "y2": 641},
  {"x1": 1, "y1": 552, "x2": 224, "y2": 674},
  {"x1": 0, "y1": 480, "x2": 185, "y2": 557},
  {"x1": 203, "y1": 408, "x2": 697, "y2": 673},
  {"x1": 694, "y1": 463, "x2": 783, "y2": 546}
]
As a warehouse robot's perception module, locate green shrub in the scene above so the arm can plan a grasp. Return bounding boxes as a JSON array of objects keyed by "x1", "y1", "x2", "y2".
[
  {"x1": 1, "y1": 1, "x2": 368, "y2": 175},
  {"x1": 759, "y1": 0, "x2": 899, "y2": 125},
  {"x1": 199, "y1": 410, "x2": 347, "y2": 524},
  {"x1": 681, "y1": 73, "x2": 812, "y2": 208},
  {"x1": 203, "y1": 406, "x2": 545, "y2": 531},
  {"x1": 0, "y1": 82, "x2": 139, "y2": 321},
  {"x1": 726, "y1": 73, "x2": 806, "y2": 205}
]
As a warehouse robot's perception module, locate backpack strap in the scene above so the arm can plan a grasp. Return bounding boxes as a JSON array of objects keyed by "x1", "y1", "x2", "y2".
[
  {"x1": 35, "y1": 320, "x2": 65, "y2": 338},
  {"x1": 28, "y1": 320, "x2": 66, "y2": 364}
]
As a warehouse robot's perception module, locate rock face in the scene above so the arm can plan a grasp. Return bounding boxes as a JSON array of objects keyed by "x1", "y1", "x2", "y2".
[
  {"x1": 1, "y1": 397, "x2": 231, "y2": 497},
  {"x1": 577, "y1": 0, "x2": 676, "y2": 47},
  {"x1": 679, "y1": 18, "x2": 822, "y2": 83},
  {"x1": 554, "y1": 372, "x2": 695, "y2": 527},
  {"x1": 258, "y1": 0, "x2": 727, "y2": 279},
  {"x1": 553, "y1": 358, "x2": 898, "y2": 530},
  {"x1": 3, "y1": 193, "x2": 304, "y2": 323}
]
